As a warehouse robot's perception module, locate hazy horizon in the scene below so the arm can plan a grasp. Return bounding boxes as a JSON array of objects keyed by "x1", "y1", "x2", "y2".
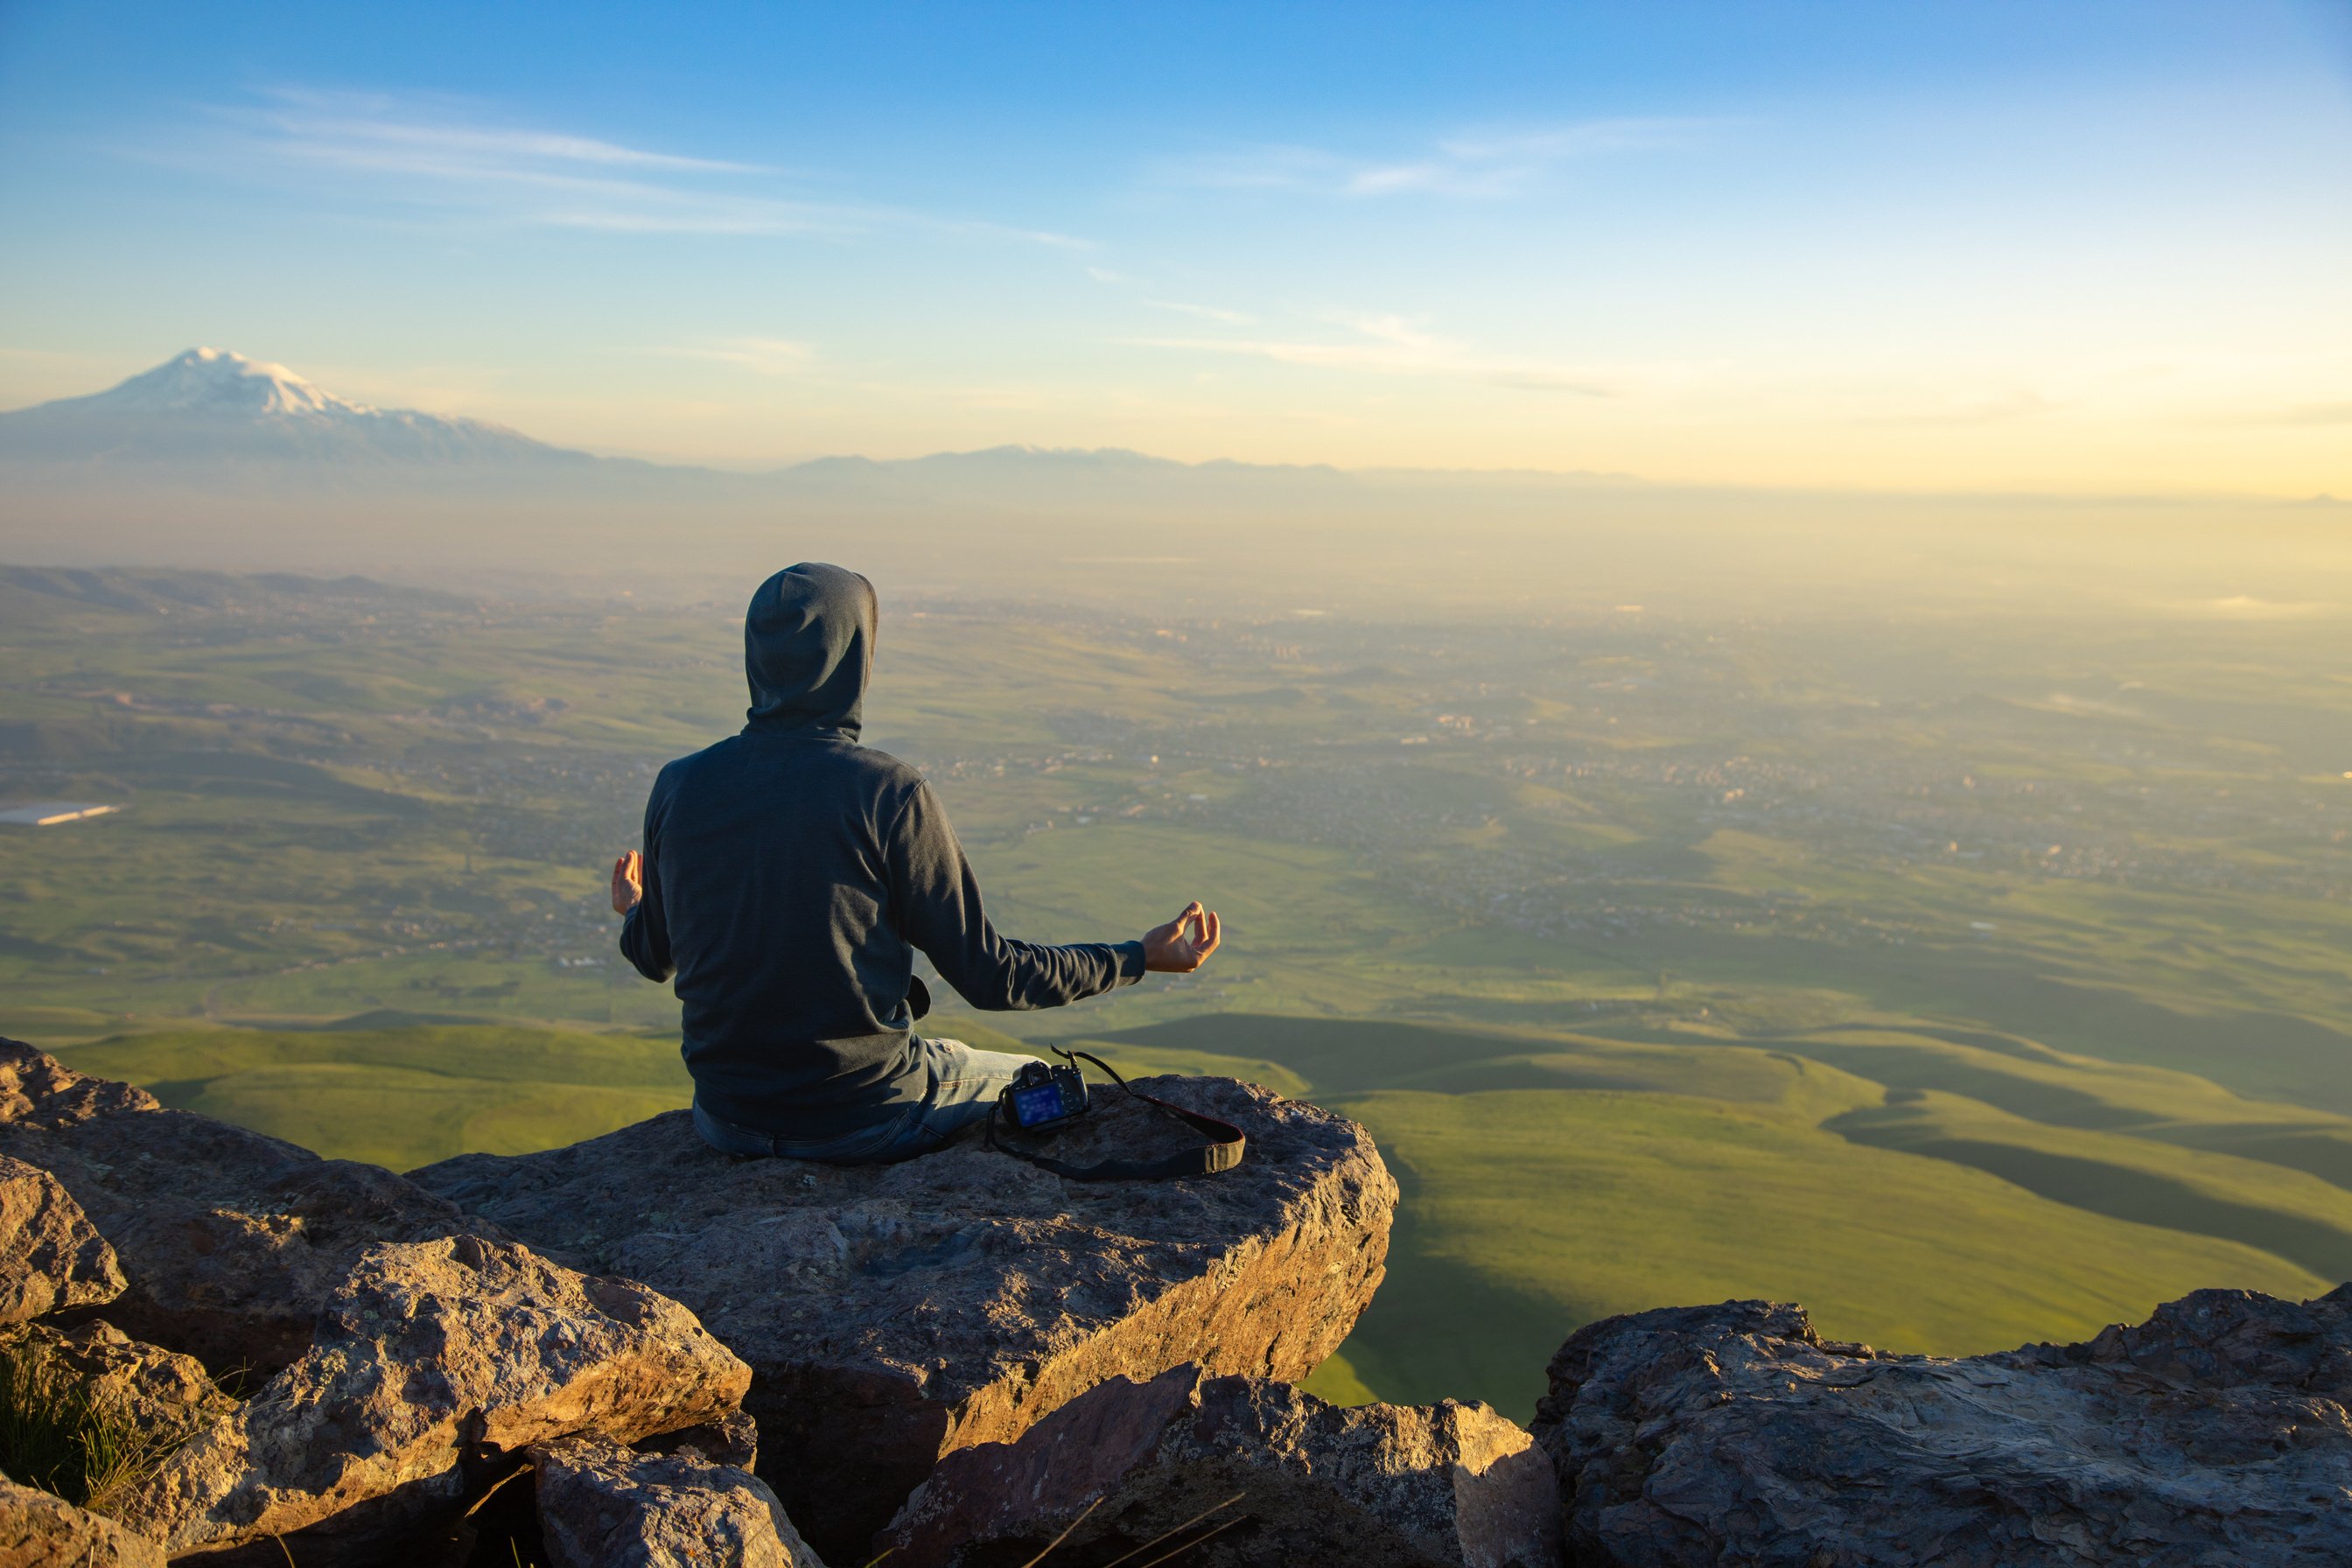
[
  {"x1": 4, "y1": 344, "x2": 2346, "y2": 624},
  {"x1": 21, "y1": 344, "x2": 2352, "y2": 498}
]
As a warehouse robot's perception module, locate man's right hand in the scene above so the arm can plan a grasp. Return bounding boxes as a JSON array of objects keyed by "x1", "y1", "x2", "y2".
[
  {"x1": 1143, "y1": 901, "x2": 1222, "y2": 972},
  {"x1": 612, "y1": 850, "x2": 644, "y2": 915}
]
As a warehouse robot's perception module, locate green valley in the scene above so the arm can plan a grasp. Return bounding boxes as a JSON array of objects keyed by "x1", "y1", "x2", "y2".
[{"x1": 6, "y1": 564, "x2": 2349, "y2": 1421}]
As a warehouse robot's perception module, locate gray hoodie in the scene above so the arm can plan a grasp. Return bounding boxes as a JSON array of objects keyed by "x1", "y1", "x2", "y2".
[{"x1": 620, "y1": 563, "x2": 1144, "y2": 1138}]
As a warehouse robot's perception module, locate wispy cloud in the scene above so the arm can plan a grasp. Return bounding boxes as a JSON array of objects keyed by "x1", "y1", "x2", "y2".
[
  {"x1": 1144, "y1": 299, "x2": 1257, "y2": 326},
  {"x1": 235, "y1": 87, "x2": 770, "y2": 177},
  {"x1": 1341, "y1": 314, "x2": 1447, "y2": 353},
  {"x1": 1126, "y1": 313, "x2": 1613, "y2": 394},
  {"x1": 1160, "y1": 117, "x2": 1715, "y2": 200},
  {"x1": 155, "y1": 88, "x2": 1088, "y2": 246}
]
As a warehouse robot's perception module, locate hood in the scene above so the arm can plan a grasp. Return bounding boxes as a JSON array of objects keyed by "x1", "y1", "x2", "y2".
[{"x1": 743, "y1": 563, "x2": 878, "y2": 738}]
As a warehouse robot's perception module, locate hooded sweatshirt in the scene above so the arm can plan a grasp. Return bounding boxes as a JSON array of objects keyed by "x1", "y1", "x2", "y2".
[{"x1": 619, "y1": 563, "x2": 1145, "y2": 1139}]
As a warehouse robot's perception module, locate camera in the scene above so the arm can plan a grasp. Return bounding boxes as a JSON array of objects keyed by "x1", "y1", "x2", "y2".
[{"x1": 999, "y1": 1058, "x2": 1088, "y2": 1132}]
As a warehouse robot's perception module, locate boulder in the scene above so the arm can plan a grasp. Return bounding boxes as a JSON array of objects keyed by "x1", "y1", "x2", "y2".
[
  {"x1": 880, "y1": 1362, "x2": 1560, "y2": 1568},
  {"x1": 106, "y1": 1236, "x2": 752, "y2": 1565},
  {"x1": 1530, "y1": 1286, "x2": 2352, "y2": 1568},
  {"x1": 0, "y1": 1153, "x2": 124, "y2": 1323},
  {"x1": 532, "y1": 1432, "x2": 826, "y2": 1568},
  {"x1": 0, "y1": 1479, "x2": 165, "y2": 1568},
  {"x1": 412, "y1": 1076, "x2": 1395, "y2": 1558},
  {"x1": 0, "y1": 1319, "x2": 234, "y2": 1440},
  {"x1": 0, "y1": 1040, "x2": 505, "y2": 1378}
]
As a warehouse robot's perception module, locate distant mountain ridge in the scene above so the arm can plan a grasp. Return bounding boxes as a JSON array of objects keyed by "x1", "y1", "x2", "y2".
[
  {"x1": 0, "y1": 349, "x2": 1572, "y2": 490},
  {"x1": 2, "y1": 352, "x2": 1498, "y2": 586}
]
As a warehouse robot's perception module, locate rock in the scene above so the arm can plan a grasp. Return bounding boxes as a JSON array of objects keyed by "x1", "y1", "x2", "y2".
[
  {"x1": 0, "y1": 1045, "x2": 156, "y2": 1127},
  {"x1": 1530, "y1": 1286, "x2": 2352, "y2": 1568},
  {"x1": 0, "y1": 1152, "x2": 124, "y2": 1323},
  {"x1": 532, "y1": 1432, "x2": 826, "y2": 1568},
  {"x1": 0, "y1": 1478, "x2": 165, "y2": 1568},
  {"x1": 411, "y1": 1076, "x2": 1394, "y2": 1560},
  {"x1": 107, "y1": 1236, "x2": 752, "y2": 1565},
  {"x1": 0, "y1": 1319, "x2": 234, "y2": 1439},
  {"x1": 633, "y1": 1410, "x2": 760, "y2": 1471},
  {"x1": 879, "y1": 1362, "x2": 1560, "y2": 1568},
  {"x1": 0, "y1": 1039, "x2": 505, "y2": 1378}
]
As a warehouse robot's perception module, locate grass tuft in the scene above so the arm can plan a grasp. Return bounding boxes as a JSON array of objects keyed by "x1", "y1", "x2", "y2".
[{"x1": 0, "y1": 1334, "x2": 212, "y2": 1512}]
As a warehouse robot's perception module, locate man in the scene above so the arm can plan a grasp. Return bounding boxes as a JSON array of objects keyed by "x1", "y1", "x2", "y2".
[{"x1": 609, "y1": 562, "x2": 1221, "y2": 1164}]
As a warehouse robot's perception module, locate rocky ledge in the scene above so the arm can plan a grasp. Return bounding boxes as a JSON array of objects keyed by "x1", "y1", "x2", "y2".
[
  {"x1": 411, "y1": 1077, "x2": 1397, "y2": 1557},
  {"x1": 0, "y1": 1040, "x2": 782, "y2": 1568},
  {"x1": 0, "y1": 1040, "x2": 505, "y2": 1378},
  {"x1": 1530, "y1": 1287, "x2": 2352, "y2": 1568},
  {"x1": 107, "y1": 1236, "x2": 751, "y2": 1563}
]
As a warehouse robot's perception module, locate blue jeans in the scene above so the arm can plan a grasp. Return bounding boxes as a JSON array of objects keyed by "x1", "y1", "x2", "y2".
[{"x1": 690, "y1": 1037, "x2": 1041, "y2": 1165}]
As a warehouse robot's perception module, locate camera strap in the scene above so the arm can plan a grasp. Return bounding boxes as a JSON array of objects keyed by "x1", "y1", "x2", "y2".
[{"x1": 986, "y1": 1048, "x2": 1246, "y2": 1182}]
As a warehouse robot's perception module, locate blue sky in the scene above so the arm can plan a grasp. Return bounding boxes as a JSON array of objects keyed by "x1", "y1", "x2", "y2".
[{"x1": 2, "y1": 1, "x2": 2347, "y2": 490}]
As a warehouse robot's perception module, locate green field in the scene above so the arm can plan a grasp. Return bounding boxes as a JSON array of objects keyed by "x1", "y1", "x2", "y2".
[
  {"x1": 8, "y1": 566, "x2": 2352, "y2": 1420},
  {"x1": 60, "y1": 1023, "x2": 696, "y2": 1172}
]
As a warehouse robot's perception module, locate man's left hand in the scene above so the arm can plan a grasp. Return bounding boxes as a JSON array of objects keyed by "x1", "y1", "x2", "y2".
[{"x1": 1143, "y1": 901, "x2": 1221, "y2": 972}]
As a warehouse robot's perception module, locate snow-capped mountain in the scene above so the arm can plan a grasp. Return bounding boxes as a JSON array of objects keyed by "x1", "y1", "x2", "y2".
[
  {"x1": 94, "y1": 347, "x2": 370, "y2": 417},
  {"x1": 0, "y1": 348, "x2": 584, "y2": 467}
]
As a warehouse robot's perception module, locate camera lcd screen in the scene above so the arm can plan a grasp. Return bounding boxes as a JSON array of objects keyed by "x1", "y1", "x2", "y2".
[{"x1": 1012, "y1": 1082, "x2": 1069, "y2": 1126}]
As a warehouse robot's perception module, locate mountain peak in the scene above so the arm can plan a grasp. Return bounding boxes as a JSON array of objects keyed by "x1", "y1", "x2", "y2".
[
  {"x1": 0, "y1": 348, "x2": 570, "y2": 468},
  {"x1": 103, "y1": 347, "x2": 369, "y2": 420}
]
